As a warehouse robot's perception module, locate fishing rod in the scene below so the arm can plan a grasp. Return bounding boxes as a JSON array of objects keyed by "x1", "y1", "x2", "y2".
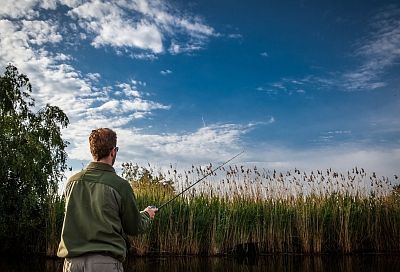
[{"x1": 151, "y1": 150, "x2": 244, "y2": 211}]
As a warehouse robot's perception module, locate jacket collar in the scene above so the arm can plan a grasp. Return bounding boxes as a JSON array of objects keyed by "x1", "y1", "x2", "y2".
[{"x1": 87, "y1": 161, "x2": 116, "y2": 173}]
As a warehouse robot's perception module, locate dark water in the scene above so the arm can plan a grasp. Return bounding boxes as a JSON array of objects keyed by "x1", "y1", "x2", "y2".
[{"x1": 1, "y1": 255, "x2": 399, "y2": 271}]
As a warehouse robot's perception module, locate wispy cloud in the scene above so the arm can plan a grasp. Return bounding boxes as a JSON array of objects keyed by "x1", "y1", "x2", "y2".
[
  {"x1": 168, "y1": 41, "x2": 204, "y2": 55},
  {"x1": 265, "y1": 5, "x2": 400, "y2": 93},
  {"x1": 260, "y1": 52, "x2": 268, "y2": 57},
  {"x1": 258, "y1": 77, "x2": 309, "y2": 95},
  {"x1": 227, "y1": 33, "x2": 242, "y2": 39},
  {"x1": 66, "y1": 122, "x2": 262, "y2": 166},
  {"x1": 315, "y1": 130, "x2": 352, "y2": 144},
  {"x1": 267, "y1": 116, "x2": 275, "y2": 124},
  {"x1": 130, "y1": 52, "x2": 158, "y2": 60},
  {"x1": 120, "y1": 98, "x2": 170, "y2": 112},
  {"x1": 160, "y1": 69, "x2": 172, "y2": 75},
  {"x1": 341, "y1": 5, "x2": 400, "y2": 90},
  {"x1": 243, "y1": 144, "x2": 400, "y2": 177},
  {"x1": 256, "y1": 86, "x2": 264, "y2": 91}
]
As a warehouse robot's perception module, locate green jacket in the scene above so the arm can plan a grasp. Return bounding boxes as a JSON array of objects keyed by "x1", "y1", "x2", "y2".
[{"x1": 57, "y1": 162, "x2": 150, "y2": 261}]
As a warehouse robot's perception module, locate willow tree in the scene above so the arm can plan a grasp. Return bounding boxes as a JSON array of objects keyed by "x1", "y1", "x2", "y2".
[{"x1": 0, "y1": 64, "x2": 69, "y2": 253}]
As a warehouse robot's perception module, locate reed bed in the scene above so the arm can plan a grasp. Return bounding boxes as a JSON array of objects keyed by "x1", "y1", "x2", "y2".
[{"x1": 122, "y1": 163, "x2": 400, "y2": 256}]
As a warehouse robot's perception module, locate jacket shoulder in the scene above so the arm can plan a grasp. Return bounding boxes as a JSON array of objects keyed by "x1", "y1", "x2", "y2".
[
  {"x1": 99, "y1": 172, "x2": 132, "y2": 195},
  {"x1": 68, "y1": 170, "x2": 85, "y2": 181}
]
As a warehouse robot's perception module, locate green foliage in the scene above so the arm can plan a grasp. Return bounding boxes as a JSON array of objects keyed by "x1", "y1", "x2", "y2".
[
  {"x1": 122, "y1": 162, "x2": 175, "y2": 200},
  {"x1": 0, "y1": 64, "x2": 69, "y2": 254}
]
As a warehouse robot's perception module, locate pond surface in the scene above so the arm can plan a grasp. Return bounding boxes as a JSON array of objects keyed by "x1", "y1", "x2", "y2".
[{"x1": 1, "y1": 255, "x2": 399, "y2": 271}]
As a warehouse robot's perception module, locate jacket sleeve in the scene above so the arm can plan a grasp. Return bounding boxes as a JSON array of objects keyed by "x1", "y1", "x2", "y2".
[{"x1": 120, "y1": 184, "x2": 151, "y2": 236}]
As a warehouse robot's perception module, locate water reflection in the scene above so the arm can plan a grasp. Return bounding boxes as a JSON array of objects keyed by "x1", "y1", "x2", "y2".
[
  {"x1": 127, "y1": 255, "x2": 400, "y2": 272},
  {"x1": 0, "y1": 257, "x2": 62, "y2": 272},
  {"x1": 1, "y1": 255, "x2": 399, "y2": 272}
]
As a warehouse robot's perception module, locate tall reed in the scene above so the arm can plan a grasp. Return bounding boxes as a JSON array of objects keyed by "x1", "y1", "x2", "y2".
[{"x1": 123, "y1": 163, "x2": 400, "y2": 255}]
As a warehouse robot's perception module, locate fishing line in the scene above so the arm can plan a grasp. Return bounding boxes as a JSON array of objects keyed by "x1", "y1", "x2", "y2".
[{"x1": 150, "y1": 150, "x2": 244, "y2": 210}]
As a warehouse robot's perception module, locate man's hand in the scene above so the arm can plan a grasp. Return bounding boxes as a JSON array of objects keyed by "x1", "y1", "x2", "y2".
[{"x1": 143, "y1": 206, "x2": 158, "y2": 220}]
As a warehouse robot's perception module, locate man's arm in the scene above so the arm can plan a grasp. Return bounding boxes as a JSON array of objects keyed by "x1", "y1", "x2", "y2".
[{"x1": 121, "y1": 187, "x2": 156, "y2": 235}]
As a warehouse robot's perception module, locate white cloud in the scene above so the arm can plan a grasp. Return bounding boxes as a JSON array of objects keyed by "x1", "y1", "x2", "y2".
[
  {"x1": 68, "y1": 1, "x2": 163, "y2": 52},
  {"x1": 0, "y1": 1, "x2": 40, "y2": 19},
  {"x1": 169, "y1": 41, "x2": 181, "y2": 54},
  {"x1": 131, "y1": 79, "x2": 146, "y2": 86},
  {"x1": 260, "y1": 52, "x2": 268, "y2": 57},
  {"x1": 177, "y1": 17, "x2": 215, "y2": 37},
  {"x1": 40, "y1": 0, "x2": 58, "y2": 10},
  {"x1": 160, "y1": 69, "x2": 172, "y2": 75},
  {"x1": 243, "y1": 144, "x2": 400, "y2": 177},
  {"x1": 61, "y1": 120, "x2": 273, "y2": 172},
  {"x1": 58, "y1": 0, "x2": 82, "y2": 9},
  {"x1": 132, "y1": 112, "x2": 147, "y2": 119},
  {"x1": 227, "y1": 33, "x2": 242, "y2": 39},
  {"x1": 22, "y1": 20, "x2": 62, "y2": 45},
  {"x1": 127, "y1": 0, "x2": 216, "y2": 37},
  {"x1": 341, "y1": 5, "x2": 400, "y2": 90},
  {"x1": 116, "y1": 123, "x2": 253, "y2": 164},
  {"x1": 262, "y1": 78, "x2": 311, "y2": 96},
  {"x1": 62, "y1": 122, "x2": 250, "y2": 166},
  {"x1": 168, "y1": 40, "x2": 203, "y2": 55},
  {"x1": 335, "y1": 6, "x2": 400, "y2": 91},
  {"x1": 91, "y1": 20, "x2": 163, "y2": 53},
  {"x1": 0, "y1": 19, "x2": 90, "y2": 114},
  {"x1": 266, "y1": 6, "x2": 400, "y2": 93},
  {"x1": 121, "y1": 98, "x2": 170, "y2": 112},
  {"x1": 66, "y1": 0, "x2": 215, "y2": 55},
  {"x1": 327, "y1": 130, "x2": 351, "y2": 135},
  {"x1": 2, "y1": 1, "x2": 217, "y2": 56},
  {"x1": 96, "y1": 100, "x2": 120, "y2": 112},
  {"x1": 86, "y1": 72, "x2": 101, "y2": 82},
  {"x1": 62, "y1": 140, "x2": 400, "y2": 194},
  {"x1": 65, "y1": 123, "x2": 399, "y2": 180},
  {"x1": 54, "y1": 53, "x2": 71, "y2": 61},
  {"x1": 130, "y1": 52, "x2": 158, "y2": 60},
  {"x1": 0, "y1": 15, "x2": 171, "y2": 164},
  {"x1": 117, "y1": 83, "x2": 141, "y2": 97}
]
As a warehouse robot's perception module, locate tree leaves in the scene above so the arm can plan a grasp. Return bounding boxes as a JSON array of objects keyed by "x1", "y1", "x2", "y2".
[{"x1": 0, "y1": 64, "x2": 69, "y2": 253}]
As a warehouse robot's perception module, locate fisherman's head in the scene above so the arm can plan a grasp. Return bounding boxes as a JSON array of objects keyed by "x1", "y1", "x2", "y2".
[{"x1": 89, "y1": 128, "x2": 118, "y2": 165}]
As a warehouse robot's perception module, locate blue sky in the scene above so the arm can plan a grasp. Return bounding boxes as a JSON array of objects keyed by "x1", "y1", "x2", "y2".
[{"x1": 0, "y1": 0, "x2": 399, "y2": 180}]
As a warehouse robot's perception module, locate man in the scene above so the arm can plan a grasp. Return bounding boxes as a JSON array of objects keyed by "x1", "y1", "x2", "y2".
[{"x1": 58, "y1": 128, "x2": 157, "y2": 272}]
